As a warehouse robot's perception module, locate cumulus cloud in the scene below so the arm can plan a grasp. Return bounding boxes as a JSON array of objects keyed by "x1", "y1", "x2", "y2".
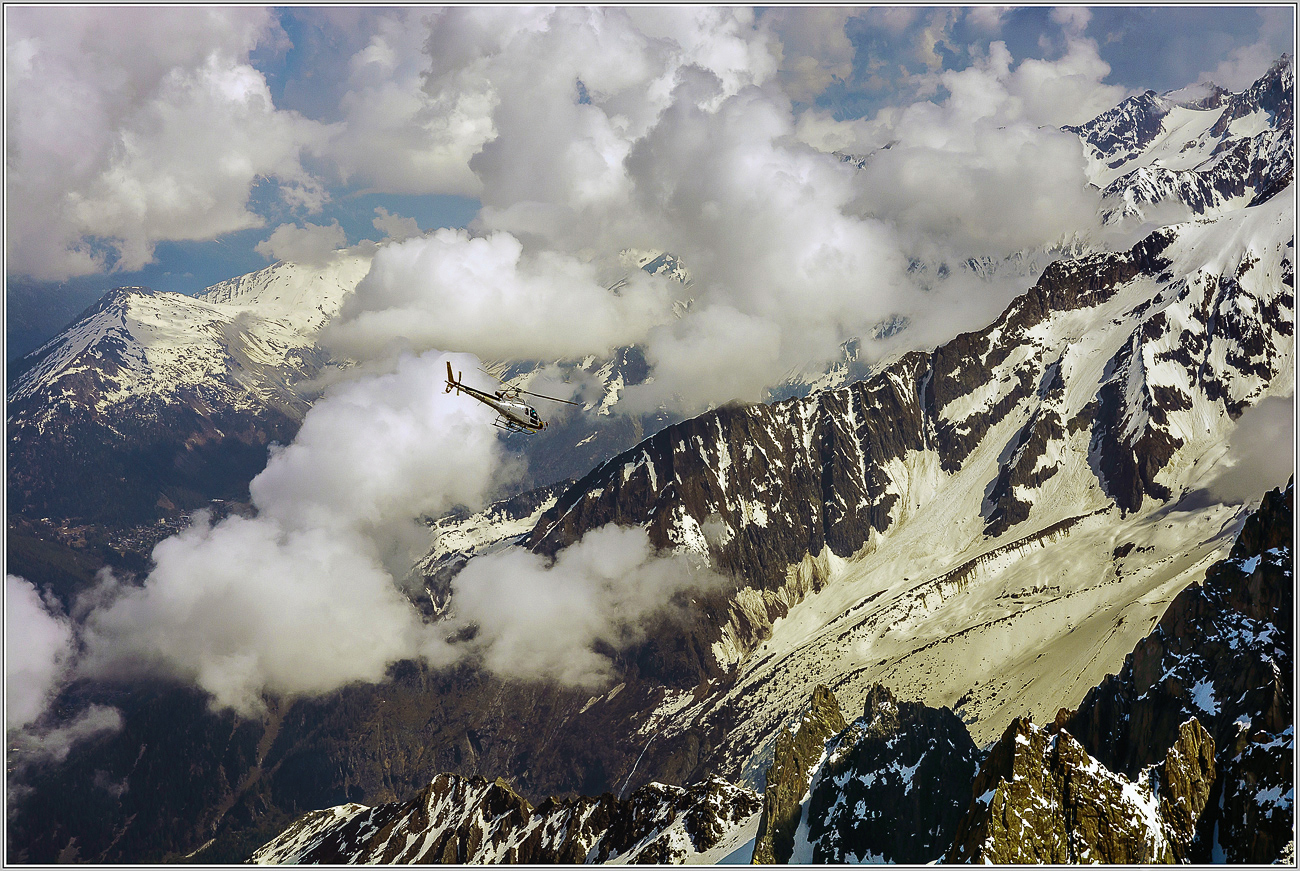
[
  {"x1": 447, "y1": 525, "x2": 724, "y2": 686},
  {"x1": 9, "y1": 705, "x2": 124, "y2": 769},
  {"x1": 77, "y1": 351, "x2": 516, "y2": 714},
  {"x1": 325, "y1": 9, "x2": 491, "y2": 197},
  {"x1": 6, "y1": 575, "x2": 76, "y2": 731},
  {"x1": 372, "y1": 207, "x2": 422, "y2": 242},
  {"x1": 965, "y1": 7, "x2": 1011, "y2": 35},
  {"x1": 1202, "y1": 395, "x2": 1296, "y2": 504},
  {"x1": 1197, "y1": 39, "x2": 1287, "y2": 92},
  {"x1": 5, "y1": 6, "x2": 327, "y2": 280},
  {"x1": 255, "y1": 221, "x2": 348, "y2": 264},
  {"x1": 326, "y1": 229, "x2": 678, "y2": 362},
  {"x1": 762, "y1": 7, "x2": 859, "y2": 102},
  {"x1": 6, "y1": 574, "x2": 122, "y2": 772},
  {"x1": 318, "y1": 7, "x2": 1131, "y2": 413},
  {"x1": 71, "y1": 349, "x2": 719, "y2": 713},
  {"x1": 1050, "y1": 6, "x2": 1093, "y2": 39}
]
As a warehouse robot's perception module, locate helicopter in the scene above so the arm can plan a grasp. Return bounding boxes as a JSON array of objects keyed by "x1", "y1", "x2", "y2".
[{"x1": 445, "y1": 361, "x2": 581, "y2": 433}]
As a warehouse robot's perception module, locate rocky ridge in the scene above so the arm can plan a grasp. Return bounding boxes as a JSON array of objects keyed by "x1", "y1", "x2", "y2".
[
  {"x1": 1067, "y1": 56, "x2": 1294, "y2": 225},
  {"x1": 801, "y1": 684, "x2": 981, "y2": 864},
  {"x1": 749, "y1": 685, "x2": 845, "y2": 864},
  {"x1": 744, "y1": 481, "x2": 1291, "y2": 865},
  {"x1": 249, "y1": 772, "x2": 759, "y2": 865},
  {"x1": 945, "y1": 715, "x2": 1216, "y2": 863}
]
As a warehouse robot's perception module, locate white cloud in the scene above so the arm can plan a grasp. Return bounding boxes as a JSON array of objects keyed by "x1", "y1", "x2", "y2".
[
  {"x1": 1196, "y1": 38, "x2": 1286, "y2": 92},
  {"x1": 761, "y1": 8, "x2": 859, "y2": 102},
  {"x1": 255, "y1": 221, "x2": 348, "y2": 264},
  {"x1": 6, "y1": 575, "x2": 75, "y2": 731},
  {"x1": 313, "y1": 8, "x2": 1129, "y2": 414},
  {"x1": 372, "y1": 207, "x2": 421, "y2": 242},
  {"x1": 64, "y1": 347, "x2": 727, "y2": 712},
  {"x1": 447, "y1": 525, "x2": 724, "y2": 687},
  {"x1": 1202, "y1": 396, "x2": 1296, "y2": 504},
  {"x1": 6, "y1": 574, "x2": 122, "y2": 772},
  {"x1": 326, "y1": 229, "x2": 677, "y2": 362},
  {"x1": 9, "y1": 705, "x2": 124, "y2": 767},
  {"x1": 965, "y1": 7, "x2": 1010, "y2": 35},
  {"x1": 325, "y1": 9, "x2": 491, "y2": 197},
  {"x1": 76, "y1": 351, "x2": 518, "y2": 715},
  {"x1": 5, "y1": 7, "x2": 327, "y2": 280},
  {"x1": 1050, "y1": 6, "x2": 1092, "y2": 39}
]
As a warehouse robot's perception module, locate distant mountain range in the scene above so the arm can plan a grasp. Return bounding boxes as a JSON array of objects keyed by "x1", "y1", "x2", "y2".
[{"x1": 6, "y1": 56, "x2": 1293, "y2": 865}]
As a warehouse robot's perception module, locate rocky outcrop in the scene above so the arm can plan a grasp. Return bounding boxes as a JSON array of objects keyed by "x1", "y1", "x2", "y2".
[
  {"x1": 804, "y1": 685, "x2": 981, "y2": 863},
  {"x1": 250, "y1": 772, "x2": 760, "y2": 865},
  {"x1": 1209, "y1": 724, "x2": 1295, "y2": 863},
  {"x1": 750, "y1": 685, "x2": 845, "y2": 864},
  {"x1": 945, "y1": 716, "x2": 1215, "y2": 864},
  {"x1": 1061, "y1": 479, "x2": 1293, "y2": 862},
  {"x1": 1065, "y1": 89, "x2": 1179, "y2": 167}
]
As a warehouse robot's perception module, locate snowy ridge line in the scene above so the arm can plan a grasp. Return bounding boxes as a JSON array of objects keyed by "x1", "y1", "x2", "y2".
[{"x1": 249, "y1": 771, "x2": 762, "y2": 865}]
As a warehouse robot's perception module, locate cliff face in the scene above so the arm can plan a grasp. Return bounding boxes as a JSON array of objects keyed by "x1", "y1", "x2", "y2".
[
  {"x1": 945, "y1": 716, "x2": 1215, "y2": 864},
  {"x1": 1061, "y1": 479, "x2": 1294, "y2": 862},
  {"x1": 750, "y1": 684, "x2": 845, "y2": 864},
  {"x1": 804, "y1": 684, "x2": 981, "y2": 864}
]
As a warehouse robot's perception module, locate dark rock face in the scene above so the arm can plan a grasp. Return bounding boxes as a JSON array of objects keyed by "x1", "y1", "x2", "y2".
[
  {"x1": 1061, "y1": 480, "x2": 1294, "y2": 862},
  {"x1": 7, "y1": 389, "x2": 304, "y2": 523},
  {"x1": 750, "y1": 685, "x2": 846, "y2": 864},
  {"x1": 944, "y1": 715, "x2": 1215, "y2": 864},
  {"x1": 805, "y1": 685, "x2": 981, "y2": 864},
  {"x1": 1210, "y1": 724, "x2": 1295, "y2": 863},
  {"x1": 249, "y1": 772, "x2": 760, "y2": 864}
]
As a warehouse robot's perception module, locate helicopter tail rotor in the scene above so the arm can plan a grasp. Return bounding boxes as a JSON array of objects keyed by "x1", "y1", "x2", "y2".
[{"x1": 445, "y1": 361, "x2": 461, "y2": 395}]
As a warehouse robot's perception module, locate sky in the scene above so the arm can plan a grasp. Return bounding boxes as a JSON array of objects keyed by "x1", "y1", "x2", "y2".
[
  {"x1": 5, "y1": 5, "x2": 1292, "y2": 294},
  {"x1": 4, "y1": 4, "x2": 1296, "y2": 743}
]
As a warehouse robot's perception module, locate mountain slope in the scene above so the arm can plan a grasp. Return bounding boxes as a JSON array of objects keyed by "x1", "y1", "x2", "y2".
[
  {"x1": 248, "y1": 479, "x2": 1291, "y2": 865},
  {"x1": 6, "y1": 256, "x2": 371, "y2": 521},
  {"x1": 1067, "y1": 56, "x2": 1293, "y2": 225}
]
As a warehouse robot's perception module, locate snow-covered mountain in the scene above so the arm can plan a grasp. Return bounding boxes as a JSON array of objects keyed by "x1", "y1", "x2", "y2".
[
  {"x1": 405, "y1": 181, "x2": 1288, "y2": 811},
  {"x1": 7, "y1": 255, "x2": 371, "y2": 520},
  {"x1": 252, "y1": 479, "x2": 1291, "y2": 865},
  {"x1": 1068, "y1": 55, "x2": 1293, "y2": 225},
  {"x1": 249, "y1": 478, "x2": 1290, "y2": 865}
]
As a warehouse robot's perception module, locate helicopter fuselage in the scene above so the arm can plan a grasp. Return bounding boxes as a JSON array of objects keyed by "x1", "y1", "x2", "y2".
[
  {"x1": 447, "y1": 375, "x2": 546, "y2": 433},
  {"x1": 446, "y1": 361, "x2": 580, "y2": 434}
]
